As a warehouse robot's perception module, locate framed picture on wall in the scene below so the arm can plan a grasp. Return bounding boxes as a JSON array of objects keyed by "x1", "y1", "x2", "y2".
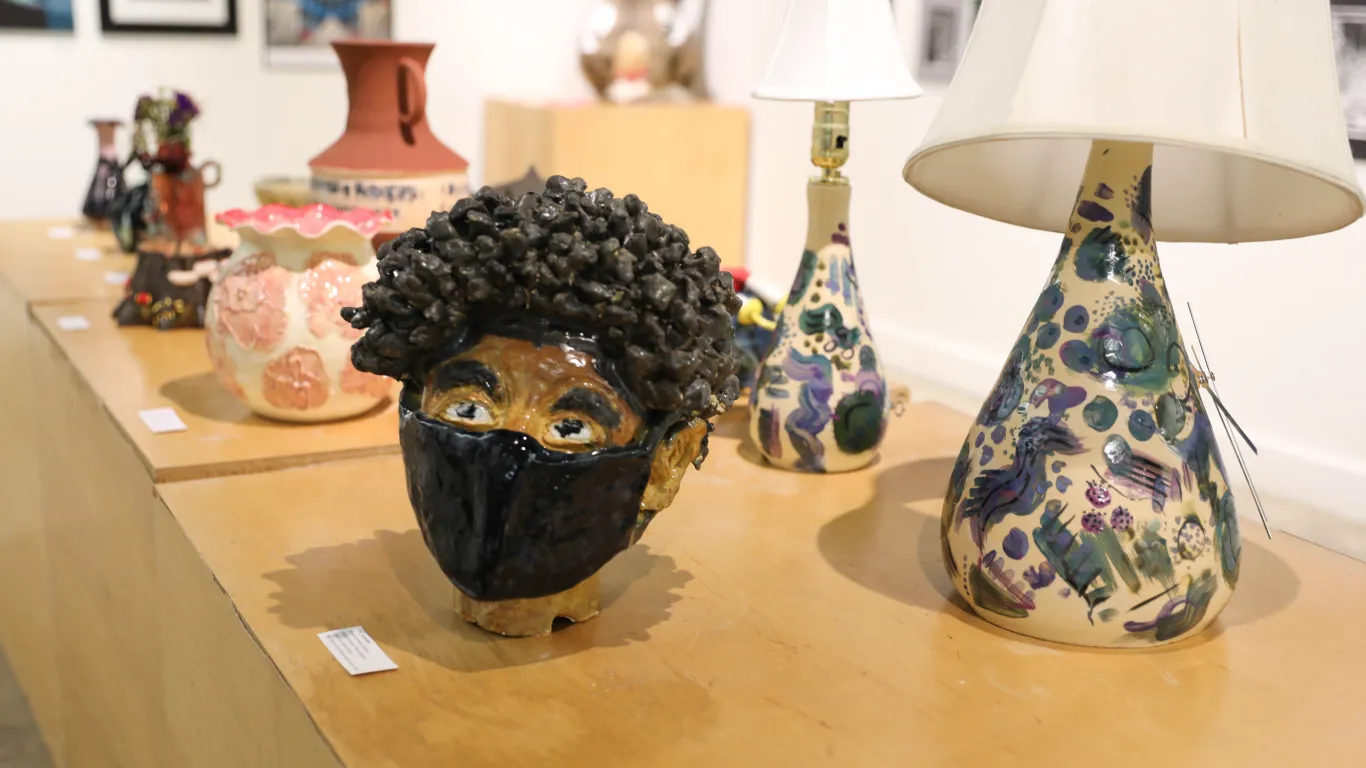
[
  {"x1": 265, "y1": 0, "x2": 392, "y2": 68},
  {"x1": 917, "y1": 0, "x2": 979, "y2": 82},
  {"x1": 100, "y1": 0, "x2": 237, "y2": 34},
  {"x1": 0, "y1": 0, "x2": 73, "y2": 32},
  {"x1": 1331, "y1": 0, "x2": 1366, "y2": 159}
]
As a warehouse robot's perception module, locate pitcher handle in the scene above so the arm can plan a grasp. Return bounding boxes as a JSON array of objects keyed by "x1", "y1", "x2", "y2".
[
  {"x1": 200, "y1": 160, "x2": 222, "y2": 190},
  {"x1": 398, "y1": 56, "x2": 427, "y2": 129}
]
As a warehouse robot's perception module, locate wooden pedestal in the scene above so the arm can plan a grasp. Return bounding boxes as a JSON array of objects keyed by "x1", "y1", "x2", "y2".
[
  {"x1": 0, "y1": 223, "x2": 132, "y2": 768},
  {"x1": 0, "y1": 220, "x2": 403, "y2": 767},
  {"x1": 483, "y1": 100, "x2": 750, "y2": 266},
  {"x1": 24, "y1": 298, "x2": 401, "y2": 766}
]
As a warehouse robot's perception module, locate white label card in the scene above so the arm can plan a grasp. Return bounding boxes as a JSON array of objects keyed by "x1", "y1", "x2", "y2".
[
  {"x1": 57, "y1": 315, "x2": 91, "y2": 332},
  {"x1": 48, "y1": 226, "x2": 74, "y2": 240},
  {"x1": 138, "y1": 407, "x2": 187, "y2": 434},
  {"x1": 318, "y1": 627, "x2": 398, "y2": 676},
  {"x1": 104, "y1": 271, "x2": 129, "y2": 285},
  {"x1": 75, "y1": 247, "x2": 102, "y2": 262}
]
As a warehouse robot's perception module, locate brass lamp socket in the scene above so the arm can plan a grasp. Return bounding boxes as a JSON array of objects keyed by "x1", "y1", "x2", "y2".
[{"x1": 811, "y1": 100, "x2": 851, "y2": 184}]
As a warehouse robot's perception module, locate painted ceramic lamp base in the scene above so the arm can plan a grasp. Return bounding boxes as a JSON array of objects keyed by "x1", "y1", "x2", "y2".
[
  {"x1": 456, "y1": 574, "x2": 601, "y2": 637},
  {"x1": 943, "y1": 140, "x2": 1240, "y2": 648},
  {"x1": 749, "y1": 180, "x2": 889, "y2": 473}
]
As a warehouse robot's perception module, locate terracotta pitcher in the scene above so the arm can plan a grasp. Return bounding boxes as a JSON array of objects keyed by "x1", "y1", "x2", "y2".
[
  {"x1": 310, "y1": 41, "x2": 469, "y2": 237},
  {"x1": 151, "y1": 160, "x2": 220, "y2": 244}
]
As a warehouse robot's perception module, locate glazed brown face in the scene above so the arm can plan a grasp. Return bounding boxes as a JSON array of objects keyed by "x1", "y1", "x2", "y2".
[{"x1": 421, "y1": 335, "x2": 644, "y2": 453}]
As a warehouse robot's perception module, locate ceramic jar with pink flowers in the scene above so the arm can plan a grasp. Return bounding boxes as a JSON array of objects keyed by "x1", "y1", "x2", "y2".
[{"x1": 207, "y1": 205, "x2": 395, "y2": 422}]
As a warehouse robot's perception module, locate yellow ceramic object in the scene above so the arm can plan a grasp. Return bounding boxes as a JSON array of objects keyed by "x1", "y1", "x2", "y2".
[
  {"x1": 942, "y1": 140, "x2": 1239, "y2": 647},
  {"x1": 253, "y1": 177, "x2": 313, "y2": 208}
]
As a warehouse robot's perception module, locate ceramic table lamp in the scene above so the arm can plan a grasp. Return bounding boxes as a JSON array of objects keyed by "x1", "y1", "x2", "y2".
[
  {"x1": 904, "y1": 0, "x2": 1366, "y2": 647},
  {"x1": 749, "y1": 0, "x2": 921, "y2": 474}
]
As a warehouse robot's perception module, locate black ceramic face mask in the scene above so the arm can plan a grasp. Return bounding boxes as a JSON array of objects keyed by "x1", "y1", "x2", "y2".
[{"x1": 399, "y1": 393, "x2": 670, "y2": 602}]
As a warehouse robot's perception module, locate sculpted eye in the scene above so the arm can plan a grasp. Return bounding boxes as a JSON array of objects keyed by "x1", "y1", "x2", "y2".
[
  {"x1": 549, "y1": 417, "x2": 595, "y2": 445},
  {"x1": 442, "y1": 401, "x2": 494, "y2": 426}
]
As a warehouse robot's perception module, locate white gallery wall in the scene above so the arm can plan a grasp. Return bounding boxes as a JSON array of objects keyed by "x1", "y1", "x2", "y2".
[{"x1": 0, "y1": 0, "x2": 1362, "y2": 554}]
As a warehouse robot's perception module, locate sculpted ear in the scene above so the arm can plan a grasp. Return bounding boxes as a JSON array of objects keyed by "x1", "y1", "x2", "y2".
[{"x1": 640, "y1": 418, "x2": 709, "y2": 513}]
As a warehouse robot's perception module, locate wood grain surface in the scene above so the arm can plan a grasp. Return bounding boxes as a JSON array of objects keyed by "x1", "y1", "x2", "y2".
[
  {"x1": 156, "y1": 403, "x2": 1360, "y2": 767},
  {"x1": 28, "y1": 299, "x2": 399, "y2": 483},
  {"x1": 0, "y1": 220, "x2": 132, "y2": 305}
]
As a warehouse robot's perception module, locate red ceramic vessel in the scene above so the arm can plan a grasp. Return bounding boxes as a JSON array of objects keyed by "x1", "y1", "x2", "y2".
[{"x1": 309, "y1": 40, "x2": 469, "y2": 236}]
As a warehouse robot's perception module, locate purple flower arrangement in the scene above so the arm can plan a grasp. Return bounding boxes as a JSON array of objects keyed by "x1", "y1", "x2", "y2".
[{"x1": 132, "y1": 89, "x2": 201, "y2": 173}]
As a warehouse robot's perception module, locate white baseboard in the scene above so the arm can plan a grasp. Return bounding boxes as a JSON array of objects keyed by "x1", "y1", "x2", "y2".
[{"x1": 871, "y1": 324, "x2": 1366, "y2": 564}]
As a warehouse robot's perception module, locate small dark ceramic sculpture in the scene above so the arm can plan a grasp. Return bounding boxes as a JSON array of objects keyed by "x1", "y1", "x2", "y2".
[
  {"x1": 113, "y1": 238, "x2": 230, "y2": 330},
  {"x1": 343, "y1": 176, "x2": 742, "y2": 636}
]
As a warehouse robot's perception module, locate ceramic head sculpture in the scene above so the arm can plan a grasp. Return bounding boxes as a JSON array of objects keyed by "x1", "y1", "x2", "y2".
[
  {"x1": 343, "y1": 176, "x2": 742, "y2": 636},
  {"x1": 903, "y1": 0, "x2": 1365, "y2": 647}
]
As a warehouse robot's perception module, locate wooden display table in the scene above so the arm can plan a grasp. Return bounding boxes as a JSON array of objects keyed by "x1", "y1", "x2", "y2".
[
  {"x1": 484, "y1": 100, "x2": 750, "y2": 266},
  {"x1": 30, "y1": 299, "x2": 398, "y2": 482},
  {"x1": 0, "y1": 220, "x2": 403, "y2": 768},
  {"x1": 25, "y1": 298, "x2": 399, "y2": 768},
  {"x1": 0, "y1": 221, "x2": 132, "y2": 306},
  {"x1": 0, "y1": 224, "x2": 132, "y2": 767},
  {"x1": 154, "y1": 404, "x2": 1366, "y2": 767}
]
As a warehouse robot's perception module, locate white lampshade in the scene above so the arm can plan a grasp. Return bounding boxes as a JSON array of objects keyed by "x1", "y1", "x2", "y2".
[
  {"x1": 754, "y1": 0, "x2": 922, "y2": 102},
  {"x1": 903, "y1": 0, "x2": 1366, "y2": 243}
]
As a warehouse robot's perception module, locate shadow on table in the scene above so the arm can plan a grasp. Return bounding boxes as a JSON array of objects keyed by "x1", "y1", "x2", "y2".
[
  {"x1": 816, "y1": 457, "x2": 967, "y2": 615},
  {"x1": 264, "y1": 528, "x2": 691, "y2": 673},
  {"x1": 160, "y1": 371, "x2": 392, "y2": 425},
  {"x1": 1204, "y1": 534, "x2": 1300, "y2": 640},
  {"x1": 159, "y1": 372, "x2": 254, "y2": 422},
  {"x1": 817, "y1": 457, "x2": 1301, "y2": 653}
]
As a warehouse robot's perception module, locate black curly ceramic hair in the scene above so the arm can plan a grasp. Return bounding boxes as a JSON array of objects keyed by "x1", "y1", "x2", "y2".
[{"x1": 341, "y1": 175, "x2": 743, "y2": 421}]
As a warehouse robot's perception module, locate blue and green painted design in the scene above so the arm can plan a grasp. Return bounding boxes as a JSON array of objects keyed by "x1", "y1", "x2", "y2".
[
  {"x1": 941, "y1": 142, "x2": 1241, "y2": 647},
  {"x1": 751, "y1": 224, "x2": 888, "y2": 473}
]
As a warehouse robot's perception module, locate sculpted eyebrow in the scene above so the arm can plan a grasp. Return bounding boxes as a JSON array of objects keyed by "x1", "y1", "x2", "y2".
[
  {"x1": 551, "y1": 388, "x2": 622, "y2": 430},
  {"x1": 433, "y1": 361, "x2": 501, "y2": 397}
]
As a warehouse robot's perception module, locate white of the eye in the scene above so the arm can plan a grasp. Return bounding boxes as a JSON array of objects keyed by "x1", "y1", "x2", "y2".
[
  {"x1": 552, "y1": 419, "x2": 594, "y2": 443},
  {"x1": 444, "y1": 402, "x2": 493, "y2": 425}
]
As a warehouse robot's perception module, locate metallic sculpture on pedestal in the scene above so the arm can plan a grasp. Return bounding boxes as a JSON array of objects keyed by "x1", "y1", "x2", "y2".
[{"x1": 579, "y1": 0, "x2": 708, "y2": 103}]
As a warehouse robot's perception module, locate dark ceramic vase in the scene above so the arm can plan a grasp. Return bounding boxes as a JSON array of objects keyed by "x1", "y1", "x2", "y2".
[
  {"x1": 82, "y1": 120, "x2": 125, "y2": 228},
  {"x1": 110, "y1": 180, "x2": 152, "y2": 255}
]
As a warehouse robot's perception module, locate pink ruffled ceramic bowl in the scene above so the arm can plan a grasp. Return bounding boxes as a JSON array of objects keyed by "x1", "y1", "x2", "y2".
[{"x1": 206, "y1": 204, "x2": 395, "y2": 422}]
